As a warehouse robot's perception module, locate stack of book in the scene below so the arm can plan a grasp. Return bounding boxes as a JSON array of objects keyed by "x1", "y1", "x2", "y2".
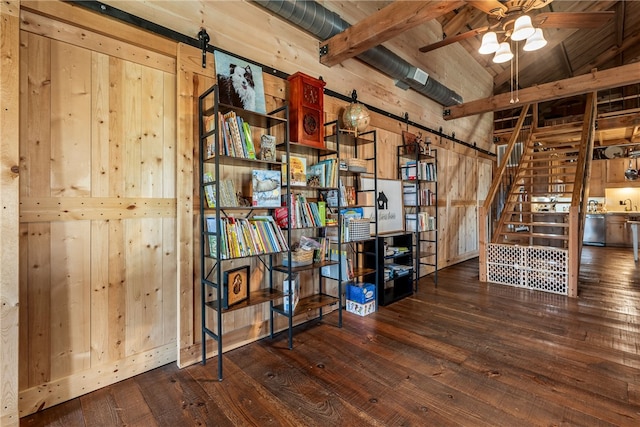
[
  {"x1": 214, "y1": 111, "x2": 257, "y2": 159},
  {"x1": 403, "y1": 183, "x2": 436, "y2": 207},
  {"x1": 205, "y1": 215, "x2": 289, "y2": 259},
  {"x1": 405, "y1": 212, "x2": 435, "y2": 232},
  {"x1": 274, "y1": 194, "x2": 326, "y2": 228},
  {"x1": 305, "y1": 158, "x2": 338, "y2": 188},
  {"x1": 202, "y1": 174, "x2": 238, "y2": 208},
  {"x1": 400, "y1": 160, "x2": 437, "y2": 181}
]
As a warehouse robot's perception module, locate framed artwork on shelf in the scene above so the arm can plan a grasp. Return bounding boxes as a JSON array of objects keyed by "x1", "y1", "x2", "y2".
[
  {"x1": 223, "y1": 265, "x2": 250, "y2": 309},
  {"x1": 214, "y1": 50, "x2": 266, "y2": 114},
  {"x1": 360, "y1": 177, "x2": 404, "y2": 234}
]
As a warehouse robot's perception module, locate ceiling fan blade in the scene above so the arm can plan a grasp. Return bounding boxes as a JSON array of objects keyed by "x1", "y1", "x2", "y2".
[
  {"x1": 465, "y1": 0, "x2": 508, "y2": 18},
  {"x1": 419, "y1": 26, "x2": 489, "y2": 53},
  {"x1": 534, "y1": 11, "x2": 615, "y2": 29}
]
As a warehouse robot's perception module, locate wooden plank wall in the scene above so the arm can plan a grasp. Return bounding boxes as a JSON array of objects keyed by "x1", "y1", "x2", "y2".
[
  {"x1": 1, "y1": 1, "x2": 21, "y2": 425},
  {"x1": 17, "y1": 9, "x2": 178, "y2": 416}
]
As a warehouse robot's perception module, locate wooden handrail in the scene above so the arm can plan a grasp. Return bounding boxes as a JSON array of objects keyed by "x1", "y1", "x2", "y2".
[{"x1": 482, "y1": 104, "x2": 531, "y2": 212}]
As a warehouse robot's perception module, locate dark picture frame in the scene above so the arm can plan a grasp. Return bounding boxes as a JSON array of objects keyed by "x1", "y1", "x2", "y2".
[{"x1": 223, "y1": 265, "x2": 250, "y2": 309}]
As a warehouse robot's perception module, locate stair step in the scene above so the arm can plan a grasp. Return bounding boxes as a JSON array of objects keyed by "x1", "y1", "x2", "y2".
[
  {"x1": 506, "y1": 194, "x2": 575, "y2": 199},
  {"x1": 503, "y1": 221, "x2": 568, "y2": 227},
  {"x1": 499, "y1": 231, "x2": 569, "y2": 241},
  {"x1": 525, "y1": 147, "x2": 582, "y2": 156},
  {"x1": 516, "y1": 164, "x2": 578, "y2": 171},
  {"x1": 501, "y1": 211, "x2": 571, "y2": 217},
  {"x1": 517, "y1": 172, "x2": 575, "y2": 178}
]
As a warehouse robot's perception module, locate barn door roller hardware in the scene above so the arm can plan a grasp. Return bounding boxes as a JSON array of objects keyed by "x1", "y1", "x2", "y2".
[{"x1": 198, "y1": 28, "x2": 210, "y2": 68}]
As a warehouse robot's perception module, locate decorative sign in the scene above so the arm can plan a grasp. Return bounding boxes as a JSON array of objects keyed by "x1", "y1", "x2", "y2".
[{"x1": 359, "y1": 177, "x2": 404, "y2": 234}]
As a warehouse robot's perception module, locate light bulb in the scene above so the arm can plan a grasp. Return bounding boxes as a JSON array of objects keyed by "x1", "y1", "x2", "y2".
[
  {"x1": 512, "y1": 15, "x2": 535, "y2": 41},
  {"x1": 523, "y1": 28, "x2": 547, "y2": 51},
  {"x1": 493, "y1": 42, "x2": 513, "y2": 64},
  {"x1": 478, "y1": 32, "x2": 500, "y2": 54}
]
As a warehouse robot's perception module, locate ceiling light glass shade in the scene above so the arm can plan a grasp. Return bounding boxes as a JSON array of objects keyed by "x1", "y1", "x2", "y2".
[
  {"x1": 523, "y1": 28, "x2": 547, "y2": 51},
  {"x1": 511, "y1": 15, "x2": 535, "y2": 41},
  {"x1": 493, "y1": 42, "x2": 513, "y2": 63},
  {"x1": 478, "y1": 31, "x2": 500, "y2": 54}
]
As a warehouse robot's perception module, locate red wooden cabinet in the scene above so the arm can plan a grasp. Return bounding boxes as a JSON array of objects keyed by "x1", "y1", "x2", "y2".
[{"x1": 288, "y1": 72, "x2": 326, "y2": 148}]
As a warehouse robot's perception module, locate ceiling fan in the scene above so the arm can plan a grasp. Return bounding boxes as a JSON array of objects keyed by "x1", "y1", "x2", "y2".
[{"x1": 419, "y1": 0, "x2": 615, "y2": 54}]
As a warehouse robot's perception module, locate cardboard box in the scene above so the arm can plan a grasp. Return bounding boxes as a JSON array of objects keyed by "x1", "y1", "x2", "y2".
[
  {"x1": 346, "y1": 299, "x2": 375, "y2": 317},
  {"x1": 346, "y1": 283, "x2": 376, "y2": 304}
]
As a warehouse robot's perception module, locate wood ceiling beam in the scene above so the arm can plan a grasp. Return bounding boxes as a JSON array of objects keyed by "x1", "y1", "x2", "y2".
[
  {"x1": 572, "y1": 28, "x2": 640, "y2": 77},
  {"x1": 442, "y1": 5, "x2": 482, "y2": 38},
  {"x1": 444, "y1": 62, "x2": 640, "y2": 120},
  {"x1": 319, "y1": 0, "x2": 463, "y2": 67},
  {"x1": 493, "y1": 1, "x2": 618, "y2": 87}
]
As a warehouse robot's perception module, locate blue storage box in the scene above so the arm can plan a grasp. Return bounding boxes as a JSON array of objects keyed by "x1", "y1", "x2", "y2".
[{"x1": 346, "y1": 283, "x2": 376, "y2": 304}]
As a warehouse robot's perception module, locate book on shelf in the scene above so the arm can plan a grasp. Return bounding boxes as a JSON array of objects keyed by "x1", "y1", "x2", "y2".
[
  {"x1": 219, "y1": 179, "x2": 238, "y2": 207},
  {"x1": 218, "y1": 112, "x2": 231, "y2": 156},
  {"x1": 203, "y1": 172, "x2": 216, "y2": 208},
  {"x1": 317, "y1": 201, "x2": 327, "y2": 226},
  {"x1": 242, "y1": 121, "x2": 256, "y2": 159},
  {"x1": 282, "y1": 154, "x2": 307, "y2": 186},
  {"x1": 306, "y1": 162, "x2": 326, "y2": 187},
  {"x1": 405, "y1": 212, "x2": 435, "y2": 232},
  {"x1": 208, "y1": 215, "x2": 290, "y2": 259},
  {"x1": 283, "y1": 273, "x2": 300, "y2": 314},
  {"x1": 223, "y1": 111, "x2": 245, "y2": 158},
  {"x1": 252, "y1": 170, "x2": 282, "y2": 207},
  {"x1": 206, "y1": 217, "x2": 218, "y2": 256}
]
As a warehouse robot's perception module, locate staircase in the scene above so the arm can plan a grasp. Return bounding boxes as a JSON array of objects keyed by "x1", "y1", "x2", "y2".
[
  {"x1": 492, "y1": 124, "x2": 585, "y2": 247},
  {"x1": 479, "y1": 93, "x2": 598, "y2": 297}
]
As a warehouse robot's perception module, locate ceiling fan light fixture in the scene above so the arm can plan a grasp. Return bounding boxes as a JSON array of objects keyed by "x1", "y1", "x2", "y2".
[
  {"x1": 478, "y1": 31, "x2": 500, "y2": 54},
  {"x1": 493, "y1": 42, "x2": 513, "y2": 64},
  {"x1": 511, "y1": 15, "x2": 535, "y2": 41},
  {"x1": 523, "y1": 28, "x2": 547, "y2": 51}
]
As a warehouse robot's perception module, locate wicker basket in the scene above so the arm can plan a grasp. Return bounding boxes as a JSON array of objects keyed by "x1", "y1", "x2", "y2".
[
  {"x1": 283, "y1": 249, "x2": 314, "y2": 267},
  {"x1": 347, "y1": 218, "x2": 371, "y2": 241},
  {"x1": 347, "y1": 158, "x2": 368, "y2": 173}
]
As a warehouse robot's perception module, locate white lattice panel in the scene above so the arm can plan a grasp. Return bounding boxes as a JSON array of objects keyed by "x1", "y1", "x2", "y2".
[{"x1": 486, "y1": 244, "x2": 568, "y2": 295}]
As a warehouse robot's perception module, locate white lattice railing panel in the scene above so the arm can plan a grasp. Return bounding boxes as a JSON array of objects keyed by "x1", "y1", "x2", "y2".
[{"x1": 486, "y1": 244, "x2": 568, "y2": 295}]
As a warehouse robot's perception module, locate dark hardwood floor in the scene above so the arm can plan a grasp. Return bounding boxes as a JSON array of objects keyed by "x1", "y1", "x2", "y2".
[{"x1": 21, "y1": 246, "x2": 640, "y2": 426}]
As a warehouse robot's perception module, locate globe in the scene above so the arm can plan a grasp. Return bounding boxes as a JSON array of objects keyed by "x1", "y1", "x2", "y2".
[{"x1": 342, "y1": 102, "x2": 371, "y2": 133}]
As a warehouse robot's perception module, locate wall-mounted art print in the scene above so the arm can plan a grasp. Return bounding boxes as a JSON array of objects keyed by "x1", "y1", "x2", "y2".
[
  {"x1": 214, "y1": 50, "x2": 266, "y2": 114},
  {"x1": 359, "y1": 177, "x2": 404, "y2": 234},
  {"x1": 223, "y1": 265, "x2": 250, "y2": 309}
]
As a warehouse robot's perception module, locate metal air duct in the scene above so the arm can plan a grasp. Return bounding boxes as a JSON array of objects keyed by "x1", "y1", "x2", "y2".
[{"x1": 254, "y1": 0, "x2": 463, "y2": 106}]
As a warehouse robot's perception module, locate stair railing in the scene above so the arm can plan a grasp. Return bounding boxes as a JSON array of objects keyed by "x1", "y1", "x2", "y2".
[{"x1": 479, "y1": 104, "x2": 531, "y2": 281}]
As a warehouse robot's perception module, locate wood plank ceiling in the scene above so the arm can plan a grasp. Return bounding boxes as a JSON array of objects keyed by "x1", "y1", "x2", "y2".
[{"x1": 322, "y1": 0, "x2": 640, "y2": 146}]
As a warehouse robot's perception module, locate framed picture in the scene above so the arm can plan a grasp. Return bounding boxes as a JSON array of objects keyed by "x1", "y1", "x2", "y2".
[
  {"x1": 214, "y1": 50, "x2": 266, "y2": 114},
  {"x1": 223, "y1": 265, "x2": 250, "y2": 309},
  {"x1": 360, "y1": 177, "x2": 404, "y2": 234}
]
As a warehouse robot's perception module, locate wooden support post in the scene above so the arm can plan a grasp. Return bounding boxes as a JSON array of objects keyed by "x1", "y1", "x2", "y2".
[
  {"x1": 478, "y1": 206, "x2": 487, "y2": 282},
  {"x1": 568, "y1": 206, "x2": 579, "y2": 297}
]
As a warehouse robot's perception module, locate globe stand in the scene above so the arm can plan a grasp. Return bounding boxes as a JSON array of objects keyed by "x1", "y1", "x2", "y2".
[{"x1": 341, "y1": 90, "x2": 370, "y2": 138}]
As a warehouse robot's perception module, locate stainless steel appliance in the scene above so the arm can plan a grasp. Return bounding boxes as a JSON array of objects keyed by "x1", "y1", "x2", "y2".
[{"x1": 583, "y1": 214, "x2": 605, "y2": 246}]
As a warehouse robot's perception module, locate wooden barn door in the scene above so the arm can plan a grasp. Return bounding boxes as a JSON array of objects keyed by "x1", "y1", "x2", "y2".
[{"x1": 18, "y1": 10, "x2": 177, "y2": 415}]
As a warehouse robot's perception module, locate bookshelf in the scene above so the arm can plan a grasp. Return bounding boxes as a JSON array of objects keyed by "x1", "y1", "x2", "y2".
[
  {"x1": 198, "y1": 84, "x2": 290, "y2": 379},
  {"x1": 270, "y1": 140, "x2": 343, "y2": 349},
  {"x1": 397, "y1": 142, "x2": 438, "y2": 289},
  {"x1": 323, "y1": 123, "x2": 380, "y2": 313}
]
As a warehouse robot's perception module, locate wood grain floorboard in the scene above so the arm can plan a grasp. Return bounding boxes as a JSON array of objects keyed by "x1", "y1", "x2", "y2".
[{"x1": 20, "y1": 246, "x2": 640, "y2": 426}]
